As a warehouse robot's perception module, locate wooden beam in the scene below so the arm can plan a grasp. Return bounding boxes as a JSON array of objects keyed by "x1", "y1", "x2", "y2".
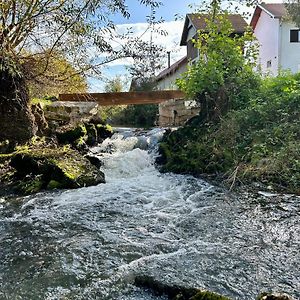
[{"x1": 58, "y1": 90, "x2": 185, "y2": 106}]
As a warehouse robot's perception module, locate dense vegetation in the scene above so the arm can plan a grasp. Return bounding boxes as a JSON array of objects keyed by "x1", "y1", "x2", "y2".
[
  {"x1": 156, "y1": 6, "x2": 300, "y2": 194},
  {"x1": 101, "y1": 104, "x2": 158, "y2": 128},
  {"x1": 158, "y1": 72, "x2": 300, "y2": 194}
]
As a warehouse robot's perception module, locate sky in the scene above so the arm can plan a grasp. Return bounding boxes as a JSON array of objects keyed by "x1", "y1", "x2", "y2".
[{"x1": 88, "y1": 0, "x2": 283, "y2": 92}]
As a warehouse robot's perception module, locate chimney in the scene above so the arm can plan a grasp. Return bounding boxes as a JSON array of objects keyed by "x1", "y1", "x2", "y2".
[{"x1": 167, "y1": 51, "x2": 171, "y2": 68}]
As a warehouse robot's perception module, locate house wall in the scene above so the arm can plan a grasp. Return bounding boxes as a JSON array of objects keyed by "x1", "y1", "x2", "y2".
[
  {"x1": 280, "y1": 22, "x2": 300, "y2": 73},
  {"x1": 255, "y1": 11, "x2": 280, "y2": 75},
  {"x1": 186, "y1": 21, "x2": 198, "y2": 62},
  {"x1": 156, "y1": 63, "x2": 187, "y2": 91}
]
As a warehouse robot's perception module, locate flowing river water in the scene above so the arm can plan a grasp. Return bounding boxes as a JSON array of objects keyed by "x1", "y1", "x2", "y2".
[{"x1": 0, "y1": 128, "x2": 299, "y2": 300}]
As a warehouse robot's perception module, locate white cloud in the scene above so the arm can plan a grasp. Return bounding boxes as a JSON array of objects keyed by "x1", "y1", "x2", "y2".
[{"x1": 108, "y1": 20, "x2": 186, "y2": 67}]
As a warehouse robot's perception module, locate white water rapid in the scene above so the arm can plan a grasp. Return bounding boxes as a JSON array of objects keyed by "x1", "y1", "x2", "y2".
[{"x1": 0, "y1": 128, "x2": 299, "y2": 300}]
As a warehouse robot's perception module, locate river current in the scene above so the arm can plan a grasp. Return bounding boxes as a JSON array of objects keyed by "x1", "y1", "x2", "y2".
[{"x1": 0, "y1": 128, "x2": 299, "y2": 300}]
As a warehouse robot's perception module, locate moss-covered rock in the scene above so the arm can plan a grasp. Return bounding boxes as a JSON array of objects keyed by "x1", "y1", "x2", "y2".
[
  {"x1": 47, "y1": 180, "x2": 64, "y2": 190},
  {"x1": 85, "y1": 154, "x2": 103, "y2": 169},
  {"x1": 257, "y1": 293, "x2": 294, "y2": 300},
  {"x1": 57, "y1": 124, "x2": 87, "y2": 144},
  {"x1": 96, "y1": 124, "x2": 113, "y2": 141},
  {"x1": 134, "y1": 276, "x2": 231, "y2": 300},
  {"x1": 9, "y1": 146, "x2": 105, "y2": 194},
  {"x1": 0, "y1": 140, "x2": 10, "y2": 154},
  {"x1": 18, "y1": 175, "x2": 44, "y2": 194},
  {"x1": 85, "y1": 123, "x2": 98, "y2": 146}
]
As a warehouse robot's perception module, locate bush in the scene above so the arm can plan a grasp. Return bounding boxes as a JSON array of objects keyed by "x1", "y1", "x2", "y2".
[{"x1": 158, "y1": 72, "x2": 300, "y2": 194}]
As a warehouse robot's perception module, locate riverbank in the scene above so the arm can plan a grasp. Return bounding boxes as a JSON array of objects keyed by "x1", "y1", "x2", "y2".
[{"x1": 156, "y1": 73, "x2": 300, "y2": 195}]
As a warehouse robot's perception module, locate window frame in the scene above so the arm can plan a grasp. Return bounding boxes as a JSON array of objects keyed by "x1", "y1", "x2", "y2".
[{"x1": 290, "y1": 29, "x2": 300, "y2": 43}]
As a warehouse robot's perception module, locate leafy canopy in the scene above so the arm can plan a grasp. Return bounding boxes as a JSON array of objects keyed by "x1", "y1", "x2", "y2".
[{"x1": 0, "y1": 0, "x2": 162, "y2": 79}]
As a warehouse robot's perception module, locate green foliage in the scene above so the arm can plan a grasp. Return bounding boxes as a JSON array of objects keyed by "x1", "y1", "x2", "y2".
[
  {"x1": 158, "y1": 72, "x2": 300, "y2": 194},
  {"x1": 104, "y1": 76, "x2": 124, "y2": 93},
  {"x1": 99, "y1": 105, "x2": 127, "y2": 123},
  {"x1": 30, "y1": 97, "x2": 53, "y2": 108},
  {"x1": 109, "y1": 104, "x2": 158, "y2": 127},
  {"x1": 285, "y1": 1, "x2": 300, "y2": 27},
  {"x1": 26, "y1": 51, "x2": 87, "y2": 98},
  {"x1": 177, "y1": 12, "x2": 260, "y2": 122}
]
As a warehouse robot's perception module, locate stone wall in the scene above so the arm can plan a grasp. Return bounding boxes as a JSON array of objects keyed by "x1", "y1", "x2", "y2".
[
  {"x1": 44, "y1": 101, "x2": 99, "y2": 128},
  {"x1": 158, "y1": 99, "x2": 200, "y2": 126}
]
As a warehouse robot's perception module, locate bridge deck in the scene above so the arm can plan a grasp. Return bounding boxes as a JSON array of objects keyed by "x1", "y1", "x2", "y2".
[{"x1": 58, "y1": 90, "x2": 185, "y2": 106}]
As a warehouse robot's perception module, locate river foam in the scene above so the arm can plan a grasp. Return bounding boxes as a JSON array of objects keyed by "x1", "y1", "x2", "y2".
[{"x1": 0, "y1": 128, "x2": 299, "y2": 300}]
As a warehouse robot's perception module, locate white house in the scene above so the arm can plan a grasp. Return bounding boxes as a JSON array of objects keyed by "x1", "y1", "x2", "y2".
[
  {"x1": 251, "y1": 3, "x2": 300, "y2": 75},
  {"x1": 156, "y1": 56, "x2": 187, "y2": 91}
]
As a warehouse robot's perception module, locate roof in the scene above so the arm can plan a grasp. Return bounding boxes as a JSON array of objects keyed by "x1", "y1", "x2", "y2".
[
  {"x1": 180, "y1": 13, "x2": 248, "y2": 46},
  {"x1": 260, "y1": 3, "x2": 286, "y2": 18},
  {"x1": 250, "y1": 3, "x2": 287, "y2": 30},
  {"x1": 156, "y1": 56, "x2": 187, "y2": 81}
]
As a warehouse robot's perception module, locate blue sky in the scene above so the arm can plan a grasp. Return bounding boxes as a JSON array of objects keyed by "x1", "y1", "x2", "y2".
[{"x1": 112, "y1": 1, "x2": 193, "y2": 24}]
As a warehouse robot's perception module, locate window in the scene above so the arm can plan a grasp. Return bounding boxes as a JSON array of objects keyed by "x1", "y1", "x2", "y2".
[{"x1": 290, "y1": 29, "x2": 300, "y2": 42}]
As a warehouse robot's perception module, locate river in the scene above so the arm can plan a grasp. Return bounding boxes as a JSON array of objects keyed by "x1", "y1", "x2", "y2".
[{"x1": 0, "y1": 128, "x2": 299, "y2": 300}]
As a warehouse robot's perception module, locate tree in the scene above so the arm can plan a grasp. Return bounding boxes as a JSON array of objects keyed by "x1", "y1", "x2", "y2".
[
  {"x1": 0, "y1": 0, "x2": 161, "y2": 142},
  {"x1": 176, "y1": 2, "x2": 260, "y2": 123},
  {"x1": 285, "y1": 1, "x2": 300, "y2": 27},
  {"x1": 104, "y1": 76, "x2": 124, "y2": 93},
  {"x1": 27, "y1": 51, "x2": 87, "y2": 98}
]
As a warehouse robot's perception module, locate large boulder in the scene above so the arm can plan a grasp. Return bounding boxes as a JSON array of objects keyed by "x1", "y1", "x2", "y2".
[{"x1": 9, "y1": 146, "x2": 105, "y2": 194}]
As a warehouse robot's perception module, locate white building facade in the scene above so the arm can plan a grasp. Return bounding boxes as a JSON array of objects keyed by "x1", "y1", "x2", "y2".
[{"x1": 251, "y1": 3, "x2": 300, "y2": 75}]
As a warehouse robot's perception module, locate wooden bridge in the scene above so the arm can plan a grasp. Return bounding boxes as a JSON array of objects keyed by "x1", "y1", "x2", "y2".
[
  {"x1": 59, "y1": 90, "x2": 185, "y2": 106},
  {"x1": 58, "y1": 90, "x2": 200, "y2": 126}
]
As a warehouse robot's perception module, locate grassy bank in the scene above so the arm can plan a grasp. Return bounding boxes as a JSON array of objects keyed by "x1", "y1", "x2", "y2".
[{"x1": 157, "y1": 73, "x2": 300, "y2": 194}]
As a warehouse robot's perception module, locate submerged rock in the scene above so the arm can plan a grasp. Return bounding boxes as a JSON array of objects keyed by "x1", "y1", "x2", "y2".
[
  {"x1": 9, "y1": 146, "x2": 105, "y2": 194},
  {"x1": 134, "y1": 276, "x2": 231, "y2": 300},
  {"x1": 85, "y1": 154, "x2": 103, "y2": 169},
  {"x1": 257, "y1": 293, "x2": 294, "y2": 300}
]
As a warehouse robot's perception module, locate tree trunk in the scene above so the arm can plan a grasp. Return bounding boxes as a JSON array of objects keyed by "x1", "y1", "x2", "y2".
[{"x1": 0, "y1": 63, "x2": 37, "y2": 143}]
